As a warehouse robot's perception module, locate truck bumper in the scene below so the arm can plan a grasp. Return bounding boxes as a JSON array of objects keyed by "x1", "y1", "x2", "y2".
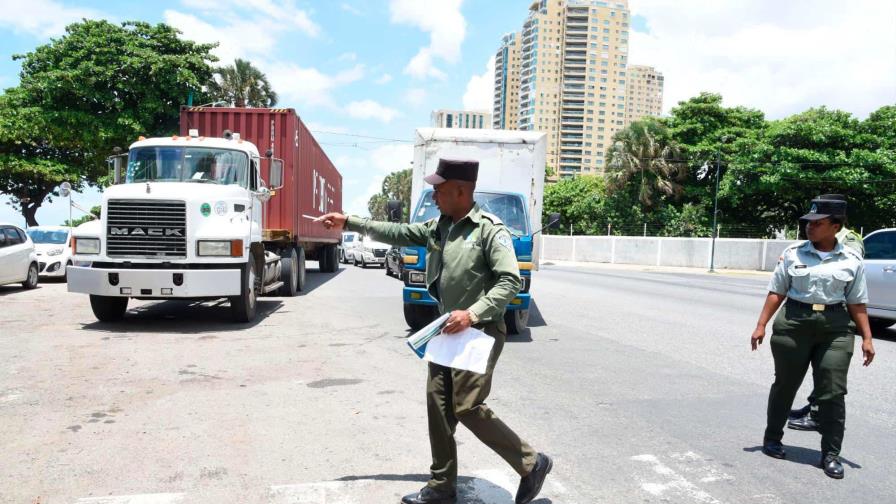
[
  {"x1": 67, "y1": 266, "x2": 241, "y2": 298},
  {"x1": 402, "y1": 286, "x2": 531, "y2": 310}
]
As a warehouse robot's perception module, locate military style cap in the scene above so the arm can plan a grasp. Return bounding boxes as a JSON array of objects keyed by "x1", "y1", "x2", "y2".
[
  {"x1": 424, "y1": 159, "x2": 479, "y2": 185},
  {"x1": 800, "y1": 198, "x2": 847, "y2": 221}
]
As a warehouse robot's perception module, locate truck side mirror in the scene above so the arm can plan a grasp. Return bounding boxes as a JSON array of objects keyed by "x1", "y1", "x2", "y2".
[
  {"x1": 387, "y1": 200, "x2": 403, "y2": 223},
  {"x1": 111, "y1": 152, "x2": 126, "y2": 184},
  {"x1": 269, "y1": 159, "x2": 284, "y2": 189},
  {"x1": 548, "y1": 212, "x2": 561, "y2": 229}
]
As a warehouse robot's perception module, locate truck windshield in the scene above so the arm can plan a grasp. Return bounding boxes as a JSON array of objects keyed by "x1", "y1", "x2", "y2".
[
  {"x1": 126, "y1": 147, "x2": 249, "y2": 186},
  {"x1": 412, "y1": 191, "x2": 529, "y2": 236}
]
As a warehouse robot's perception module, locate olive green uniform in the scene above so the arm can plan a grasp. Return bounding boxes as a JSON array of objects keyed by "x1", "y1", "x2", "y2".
[
  {"x1": 765, "y1": 241, "x2": 868, "y2": 456},
  {"x1": 345, "y1": 204, "x2": 538, "y2": 492}
]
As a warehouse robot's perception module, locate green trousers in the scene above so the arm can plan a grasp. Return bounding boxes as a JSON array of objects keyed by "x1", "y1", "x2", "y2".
[
  {"x1": 764, "y1": 301, "x2": 856, "y2": 456},
  {"x1": 426, "y1": 321, "x2": 538, "y2": 492}
]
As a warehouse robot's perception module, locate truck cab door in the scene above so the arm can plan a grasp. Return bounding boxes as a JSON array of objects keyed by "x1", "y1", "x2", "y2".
[{"x1": 249, "y1": 158, "x2": 264, "y2": 242}]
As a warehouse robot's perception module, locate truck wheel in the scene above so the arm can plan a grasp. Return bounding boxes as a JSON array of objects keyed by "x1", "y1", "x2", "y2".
[
  {"x1": 404, "y1": 303, "x2": 438, "y2": 331},
  {"x1": 278, "y1": 247, "x2": 299, "y2": 297},
  {"x1": 319, "y1": 245, "x2": 331, "y2": 272},
  {"x1": 504, "y1": 309, "x2": 529, "y2": 335},
  {"x1": 329, "y1": 245, "x2": 339, "y2": 272},
  {"x1": 89, "y1": 295, "x2": 128, "y2": 322},
  {"x1": 22, "y1": 262, "x2": 39, "y2": 289},
  {"x1": 320, "y1": 245, "x2": 338, "y2": 273},
  {"x1": 230, "y1": 258, "x2": 258, "y2": 323},
  {"x1": 870, "y1": 318, "x2": 896, "y2": 330},
  {"x1": 296, "y1": 246, "x2": 307, "y2": 292}
]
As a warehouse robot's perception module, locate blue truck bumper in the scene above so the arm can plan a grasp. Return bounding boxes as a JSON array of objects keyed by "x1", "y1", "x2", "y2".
[{"x1": 402, "y1": 286, "x2": 530, "y2": 310}]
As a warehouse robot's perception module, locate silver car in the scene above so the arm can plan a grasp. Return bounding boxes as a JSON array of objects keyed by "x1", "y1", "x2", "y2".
[{"x1": 864, "y1": 228, "x2": 896, "y2": 331}]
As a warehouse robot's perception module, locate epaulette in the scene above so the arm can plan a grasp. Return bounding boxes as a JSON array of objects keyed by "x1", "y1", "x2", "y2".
[
  {"x1": 480, "y1": 212, "x2": 504, "y2": 226},
  {"x1": 842, "y1": 246, "x2": 863, "y2": 261}
]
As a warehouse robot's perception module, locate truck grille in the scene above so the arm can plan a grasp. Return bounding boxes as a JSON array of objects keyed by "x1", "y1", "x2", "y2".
[
  {"x1": 374, "y1": 249, "x2": 387, "y2": 258},
  {"x1": 106, "y1": 200, "x2": 187, "y2": 258}
]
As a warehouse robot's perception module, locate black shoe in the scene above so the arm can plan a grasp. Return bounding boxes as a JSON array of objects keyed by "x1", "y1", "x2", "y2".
[
  {"x1": 789, "y1": 404, "x2": 812, "y2": 419},
  {"x1": 761, "y1": 439, "x2": 786, "y2": 459},
  {"x1": 787, "y1": 415, "x2": 819, "y2": 431},
  {"x1": 515, "y1": 453, "x2": 553, "y2": 504},
  {"x1": 821, "y1": 454, "x2": 844, "y2": 479},
  {"x1": 400, "y1": 486, "x2": 456, "y2": 504}
]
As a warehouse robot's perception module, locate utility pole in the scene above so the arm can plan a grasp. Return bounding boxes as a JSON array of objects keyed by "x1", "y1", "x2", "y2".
[{"x1": 709, "y1": 147, "x2": 721, "y2": 273}]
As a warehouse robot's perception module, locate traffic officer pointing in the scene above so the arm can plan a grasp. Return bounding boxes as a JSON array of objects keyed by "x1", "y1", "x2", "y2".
[
  {"x1": 318, "y1": 159, "x2": 552, "y2": 504},
  {"x1": 751, "y1": 197, "x2": 875, "y2": 479}
]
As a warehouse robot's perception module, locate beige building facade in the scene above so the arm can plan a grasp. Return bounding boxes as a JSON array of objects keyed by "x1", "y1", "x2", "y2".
[
  {"x1": 625, "y1": 65, "x2": 664, "y2": 126},
  {"x1": 431, "y1": 109, "x2": 492, "y2": 130},
  {"x1": 493, "y1": 32, "x2": 522, "y2": 130}
]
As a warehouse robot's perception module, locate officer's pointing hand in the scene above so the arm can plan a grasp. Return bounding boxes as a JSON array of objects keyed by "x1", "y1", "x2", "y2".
[
  {"x1": 443, "y1": 310, "x2": 473, "y2": 335},
  {"x1": 318, "y1": 212, "x2": 347, "y2": 231}
]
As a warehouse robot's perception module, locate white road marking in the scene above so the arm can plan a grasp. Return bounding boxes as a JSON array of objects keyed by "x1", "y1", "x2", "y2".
[
  {"x1": 74, "y1": 493, "x2": 185, "y2": 504},
  {"x1": 631, "y1": 453, "x2": 729, "y2": 504}
]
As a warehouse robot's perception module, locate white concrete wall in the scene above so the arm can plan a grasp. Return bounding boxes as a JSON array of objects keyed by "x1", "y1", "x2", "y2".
[{"x1": 541, "y1": 235, "x2": 799, "y2": 271}]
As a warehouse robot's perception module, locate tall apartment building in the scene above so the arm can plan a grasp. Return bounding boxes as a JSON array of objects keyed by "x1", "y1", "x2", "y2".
[
  {"x1": 625, "y1": 65, "x2": 664, "y2": 126},
  {"x1": 431, "y1": 109, "x2": 492, "y2": 129},
  {"x1": 496, "y1": 0, "x2": 633, "y2": 178},
  {"x1": 493, "y1": 32, "x2": 522, "y2": 130}
]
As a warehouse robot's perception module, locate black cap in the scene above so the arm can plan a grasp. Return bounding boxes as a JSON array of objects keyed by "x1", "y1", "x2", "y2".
[
  {"x1": 800, "y1": 198, "x2": 847, "y2": 221},
  {"x1": 424, "y1": 159, "x2": 479, "y2": 185}
]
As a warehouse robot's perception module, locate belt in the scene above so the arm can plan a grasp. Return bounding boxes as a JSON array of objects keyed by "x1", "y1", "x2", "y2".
[{"x1": 786, "y1": 298, "x2": 845, "y2": 312}]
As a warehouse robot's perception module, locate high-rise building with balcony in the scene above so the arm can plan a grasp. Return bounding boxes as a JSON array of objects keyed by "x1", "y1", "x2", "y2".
[
  {"x1": 495, "y1": 0, "x2": 633, "y2": 179},
  {"x1": 493, "y1": 32, "x2": 522, "y2": 130},
  {"x1": 625, "y1": 65, "x2": 664, "y2": 126},
  {"x1": 431, "y1": 109, "x2": 492, "y2": 129}
]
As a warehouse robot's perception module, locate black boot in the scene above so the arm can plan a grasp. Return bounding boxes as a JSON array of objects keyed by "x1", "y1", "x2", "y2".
[
  {"x1": 761, "y1": 439, "x2": 786, "y2": 459},
  {"x1": 400, "y1": 486, "x2": 456, "y2": 504},
  {"x1": 515, "y1": 453, "x2": 553, "y2": 504},
  {"x1": 821, "y1": 454, "x2": 844, "y2": 479},
  {"x1": 787, "y1": 414, "x2": 819, "y2": 431},
  {"x1": 789, "y1": 404, "x2": 812, "y2": 419}
]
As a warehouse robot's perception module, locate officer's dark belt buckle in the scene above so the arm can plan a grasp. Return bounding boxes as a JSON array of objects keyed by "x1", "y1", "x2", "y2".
[{"x1": 812, "y1": 303, "x2": 825, "y2": 312}]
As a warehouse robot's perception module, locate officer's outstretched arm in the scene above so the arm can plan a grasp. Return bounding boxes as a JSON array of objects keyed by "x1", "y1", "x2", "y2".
[
  {"x1": 467, "y1": 227, "x2": 521, "y2": 323},
  {"x1": 344, "y1": 216, "x2": 430, "y2": 247}
]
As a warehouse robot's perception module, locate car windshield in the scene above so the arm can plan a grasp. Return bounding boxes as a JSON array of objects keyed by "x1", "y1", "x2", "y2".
[
  {"x1": 412, "y1": 191, "x2": 529, "y2": 236},
  {"x1": 126, "y1": 147, "x2": 249, "y2": 186},
  {"x1": 26, "y1": 229, "x2": 69, "y2": 244}
]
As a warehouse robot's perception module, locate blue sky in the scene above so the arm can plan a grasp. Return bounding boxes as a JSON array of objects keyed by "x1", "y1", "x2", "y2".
[{"x1": 1, "y1": 0, "x2": 894, "y2": 227}]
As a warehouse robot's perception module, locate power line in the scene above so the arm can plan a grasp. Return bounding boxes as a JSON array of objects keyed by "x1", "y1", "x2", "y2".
[{"x1": 311, "y1": 130, "x2": 413, "y2": 143}]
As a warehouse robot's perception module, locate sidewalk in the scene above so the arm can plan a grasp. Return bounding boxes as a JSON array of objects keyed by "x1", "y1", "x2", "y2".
[{"x1": 540, "y1": 260, "x2": 773, "y2": 279}]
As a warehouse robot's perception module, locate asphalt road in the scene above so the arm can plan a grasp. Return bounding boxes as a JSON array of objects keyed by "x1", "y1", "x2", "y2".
[{"x1": 1, "y1": 262, "x2": 894, "y2": 504}]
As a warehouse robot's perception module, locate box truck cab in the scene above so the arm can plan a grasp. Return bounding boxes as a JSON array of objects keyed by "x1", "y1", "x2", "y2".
[
  {"x1": 68, "y1": 107, "x2": 342, "y2": 323},
  {"x1": 401, "y1": 128, "x2": 551, "y2": 334}
]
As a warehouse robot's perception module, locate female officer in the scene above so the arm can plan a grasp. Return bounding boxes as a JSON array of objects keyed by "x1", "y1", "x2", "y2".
[{"x1": 751, "y1": 197, "x2": 875, "y2": 479}]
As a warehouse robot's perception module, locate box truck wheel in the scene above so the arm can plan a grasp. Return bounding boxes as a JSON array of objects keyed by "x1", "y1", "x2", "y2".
[
  {"x1": 403, "y1": 303, "x2": 438, "y2": 331},
  {"x1": 278, "y1": 247, "x2": 299, "y2": 297},
  {"x1": 319, "y1": 244, "x2": 338, "y2": 273},
  {"x1": 230, "y1": 258, "x2": 258, "y2": 323},
  {"x1": 296, "y1": 246, "x2": 307, "y2": 292},
  {"x1": 90, "y1": 295, "x2": 128, "y2": 322},
  {"x1": 504, "y1": 309, "x2": 529, "y2": 335}
]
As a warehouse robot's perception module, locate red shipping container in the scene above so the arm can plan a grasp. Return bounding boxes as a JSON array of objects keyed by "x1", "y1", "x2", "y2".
[{"x1": 179, "y1": 107, "x2": 342, "y2": 249}]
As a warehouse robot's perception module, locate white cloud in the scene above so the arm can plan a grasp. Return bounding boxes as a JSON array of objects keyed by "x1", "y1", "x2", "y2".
[
  {"x1": 179, "y1": 0, "x2": 320, "y2": 38},
  {"x1": 164, "y1": 10, "x2": 277, "y2": 64},
  {"x1": 375, "y1": 73, "x2": 394, "y2": 85},
  {"x1": 628, "y1": 0, "x2": 896, "y2": 119},
  {"x1": 462, "y1": 56, "x2": 495, "y2": 111},
  {"x1": 406, "y1": 88, "x2": 427, "y2": 106},
  {"x1": 389, "y1": 0, "x2": 467, "y2": 80},
  {"x1": 0, "y1": 0, "x2": 105, "y2": 38},
  {"x1": 340, "y1": 3, "x2": 363, "y2": 16},
  {"x1": 339, "y1": 144, "x2": 415, "y2": 215},
  {"x1": 345, "y1": 100, "x2": 401, "y2": 123},
  {"x1": 265, "y1": 63, "x2": 365, "y2": 109}
]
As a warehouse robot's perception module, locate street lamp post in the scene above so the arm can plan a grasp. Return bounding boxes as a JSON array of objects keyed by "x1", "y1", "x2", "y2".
[{"x1": 708, "y1": 148, "x2": 721, "y2": 273}]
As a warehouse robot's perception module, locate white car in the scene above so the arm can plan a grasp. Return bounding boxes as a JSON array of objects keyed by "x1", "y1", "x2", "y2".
[
  {"x1": 864, "y1": 228, "x2": 896, "y2": 330},
  {"x1": 351, "y1": 236, "x2": 390, "y2": 268},
  {"x1": 0, "y1": 223, "x2": 39, "y2": 289},
  {"x1": 26, "y1": 225, "x2": 74, "y2": 280},
  {"x1": 339, "y1": 231, "x2": 361, "y2": 264}
]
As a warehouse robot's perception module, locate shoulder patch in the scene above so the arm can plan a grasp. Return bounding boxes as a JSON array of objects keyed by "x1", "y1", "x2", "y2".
[
  {"x1": 480, "y1": 212, "x2": 504, "y2": 225},
  {"x1": 495, "y1": 231, "x2": 514, "y2": 251},
  {"x1": 842, "y1": 246, "x2": 863, "y2": 261}
]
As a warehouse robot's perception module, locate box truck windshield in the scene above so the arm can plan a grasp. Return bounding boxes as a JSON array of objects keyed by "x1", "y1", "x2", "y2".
[
  {"x1": 412, "y1": 190, "x2": 529, "y2": 236},
  {"x1": 127, "y1": 147, "x2": 249, "y2": 186}
]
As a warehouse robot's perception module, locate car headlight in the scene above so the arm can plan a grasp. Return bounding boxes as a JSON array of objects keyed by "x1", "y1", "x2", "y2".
[
  {"x1": 47, "y1": 248, "x2": 64, "y2": 256},
  {"x1": 409, "y1": 271, "x2": 426, "y2": 285},
  {"x1": 197, "y1": 240, "x2": 243, "y2": 257},
  {"x1": 365, "y1": 246, "x2": 373, "y2": 254},
  {"x1": 74, "y1": 237, "x2": 100, "y2": 255}
]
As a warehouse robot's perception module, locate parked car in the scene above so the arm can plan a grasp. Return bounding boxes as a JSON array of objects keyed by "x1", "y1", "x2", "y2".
[
  {"x1": 351, "y1": 236, "x2": 390, "y2": 268},
  {"x1": 26, "y1": 225, "x2": 74, "y2": 280},
  {"x1": 0, "y1": 223, "x2": 39, "y2": 289},
  {"x1": 340, "y1": 231, "x2": 361, "y2": 264},
  {"x1": 385, "y1": 246, "x2": 404, "y2": 278},
  {"x1": 864, "y1": 228, "x2": 896, "y2": 330}
]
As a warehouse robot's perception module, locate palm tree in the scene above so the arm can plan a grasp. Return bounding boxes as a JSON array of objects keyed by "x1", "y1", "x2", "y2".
[
  {"x1": 606, "y1": 118, "x2": 684, "y2": 210},
  {"x1": 205, "y1": 59, "x2": 278, "y2": 107}
]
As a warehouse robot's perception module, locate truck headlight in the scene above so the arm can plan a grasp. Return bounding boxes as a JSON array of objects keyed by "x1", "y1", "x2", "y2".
[
  {"x1": 74, "y1": 237, "x2": 100, "y2": 255},
  {"x1": 197, "y1": 240, "x2": 243, "y2": 257},
  {"x1": 409, "y1": 271, "x2": 426, "y2": 285}
]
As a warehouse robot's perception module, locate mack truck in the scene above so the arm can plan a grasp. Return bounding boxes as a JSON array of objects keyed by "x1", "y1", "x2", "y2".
[
  {"x1": 399, "y1": 128, "x2": 558, "y2": 334},
  {"x1": 68, "y1": 107, "x2": 343, "y2": 323}
]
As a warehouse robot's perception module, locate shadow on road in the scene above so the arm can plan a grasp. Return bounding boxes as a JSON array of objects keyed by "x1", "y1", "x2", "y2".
[
  {"x1": 334, "y1": 473, "x2": 551, "y2": 503},
  {"x1": 742, "y1": 445, "x2": 862, "y2": 469},
  {"x1": 0, "y1": 285, "x2": 41, "y2": 297},
  {"x1": 298, "y1": 263, "x2": 344, "y2": 296},
  {"x1": 80, "y1": 298, "x2": 284, "y2": 334}
]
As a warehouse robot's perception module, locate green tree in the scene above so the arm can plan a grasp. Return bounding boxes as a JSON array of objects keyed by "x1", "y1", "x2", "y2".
[
  {"x1": 0, "y1": 19, "x2": 217, "y2": 225},
  {"x1": 605, "y1": 118, "x2": 684, "y2": 210},
  {"x1": 543, "y1": 175, "x2": 645, "y2": 235},
  {"x1": 63, "y1": 205, "x2": 101, "y2": 227},
  {"x1": 368, "y1": 168, "x2": 412, "y2": 221},
  {"x1": 205, "y1": 58, "x2": 278, "y2": 107}
]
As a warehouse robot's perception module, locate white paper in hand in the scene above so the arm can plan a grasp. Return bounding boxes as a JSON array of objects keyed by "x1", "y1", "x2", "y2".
[{"x1": 423, "y1": 328, "x2": 495, "y2": 374}]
